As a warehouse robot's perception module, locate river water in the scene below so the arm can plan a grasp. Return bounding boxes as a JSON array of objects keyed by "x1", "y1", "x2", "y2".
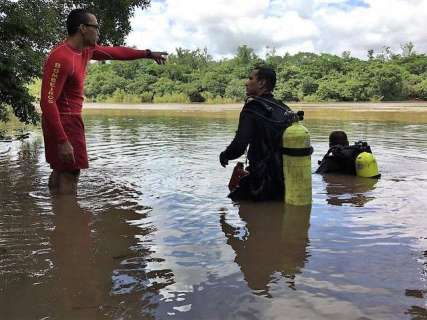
[{"x1": 0, "y1": 109, "x2": 426, "y2": 319}]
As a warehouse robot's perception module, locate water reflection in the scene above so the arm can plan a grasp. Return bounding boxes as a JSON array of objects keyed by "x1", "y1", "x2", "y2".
[
  {"x1": 1, "y1": 114, "x2": 427, "y2": 319},
  {"x1": 405, "y1": 250, "x2": 427, "y2": 320},
  {"x1": 49, "y1": 195, "x2": 175, "y2": 319},
  {"x1": 220, "y1": 202, "x2": 311, "y2": 296},
  {"x1": 50, "y1": 195, "x2": 104, "y2": 318},
  {"x1": 406, "y1": 306, "x2": 427, "y2": 320},
  {"x1": 321, "y1": 174, "x2": 378, "y2": 207}
]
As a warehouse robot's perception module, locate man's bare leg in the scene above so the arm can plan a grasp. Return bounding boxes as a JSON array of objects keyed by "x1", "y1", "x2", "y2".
[
  {"x1": 48, "y1": 170, "x2": 60, "y2": 190},
  {"x1": 48, "y1": 170, "x2": 80, "y2": 195},
  {"x1": 58, "y1": 170, "x2": 80, "y2": 195}
]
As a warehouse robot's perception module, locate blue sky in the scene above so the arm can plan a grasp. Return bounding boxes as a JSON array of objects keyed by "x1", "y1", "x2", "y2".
[{"x1": 126, "y1": 0, "x2": 427, "y2": 59}]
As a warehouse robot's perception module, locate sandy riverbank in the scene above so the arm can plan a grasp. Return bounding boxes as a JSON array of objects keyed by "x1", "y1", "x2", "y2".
[
  {"x1": 81, "y1": 102, "x2": 427, "y2": 123},
  {"x1": 84, "y1": 101, "x2": 427, "y2": 111}
]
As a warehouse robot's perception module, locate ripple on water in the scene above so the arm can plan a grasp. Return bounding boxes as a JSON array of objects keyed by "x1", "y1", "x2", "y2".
[{"x1": 1, "y1": 116, "x2": 427, "y2": 319}]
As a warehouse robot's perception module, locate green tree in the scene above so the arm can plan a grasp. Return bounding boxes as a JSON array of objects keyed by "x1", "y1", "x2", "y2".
[
  {"x1": 168, "y1": 48, "x2": 211, "y2": 70},
  {"x1": 275, "y1": 79, "x2": 300, "y2": 102},
  {"x1": 126, "y1": 73, "x2": 157, "y2": 95},
  {"x1": 371, "y1": 64, "x2": 405, "y2": 100},
  {"x1": 153, "y1": 77, "x2": 180, "y2": 96},
  {"x1": 300, "y1": 76, "x2": 318, "y2": 96},
  {"x1": 316, "y1": 78, "x2": 342, "y2": 101},
  {"x1": 0, "y1": 0, "x2": 151, "y2": 123},
  {"x1": 414, "y1": 79, "x2": 427, "y2": 100},
  {"x1": 201, "y1": 70, "x2": 230, "y2": 97},
  {"x1": 224, "y1": 79, "x2": 245, "y2": 101},
  {"x1": 401, "y1": 42, "x2": 415, "y2": 58},
  {"x1": 265, "y1": 47, "x2": 284, "y2": 71},
  {"x1": 82, "y1": 43, "x2": 427, "y2": 104},
  {"x1": 235, "y1": 45, "x2": 257, "y2": 65}
]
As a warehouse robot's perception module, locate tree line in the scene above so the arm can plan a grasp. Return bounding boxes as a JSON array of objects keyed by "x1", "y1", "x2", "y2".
[
  {"x1": 2, "y1": 0, "x2": 427, "y2": 125},
  {"x1": 78, "y1": 44, "x2": 427, "y2": 105}
]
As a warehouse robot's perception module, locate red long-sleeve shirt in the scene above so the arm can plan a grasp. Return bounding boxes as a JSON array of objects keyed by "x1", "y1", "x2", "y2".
[{"x1": 40, "y1": 41, "x2": 151, "y2": 144}]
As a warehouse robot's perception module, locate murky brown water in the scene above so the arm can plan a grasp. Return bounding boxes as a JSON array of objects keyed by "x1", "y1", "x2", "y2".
[{"x1": 1, "y1": 109, "x2": 426, "y2": 319}]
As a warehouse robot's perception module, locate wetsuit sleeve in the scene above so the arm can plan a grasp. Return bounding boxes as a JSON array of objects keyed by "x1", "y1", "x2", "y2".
[
  {"x1": 91, "y1": 45, "x2": 151, "y2": 60},
  {"x1": 40, "y1": 55, "x2": 71, "y2": 144},
  {"x1": 222, "y1": 107, "x2": 256, "y2": 160}
]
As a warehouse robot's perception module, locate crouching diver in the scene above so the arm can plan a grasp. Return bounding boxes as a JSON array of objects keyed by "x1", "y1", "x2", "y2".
[
  {"x1": 219, "y1": 66, "x2": 300, "y2": 201},
  {"x1": 316, "y1": 131, "x2": 380, "y2": 178}
]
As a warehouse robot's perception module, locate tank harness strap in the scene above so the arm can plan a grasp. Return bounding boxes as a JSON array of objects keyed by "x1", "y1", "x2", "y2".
[
  {"x1": 243, "y1": 100, "x2": 298, "y2": 125},
  {"x1": 282, "y1": 146, "x2": 314, "y2": 157},
  {"x1": 249, "y1": 96, "x2": 290, "y2": 111}
]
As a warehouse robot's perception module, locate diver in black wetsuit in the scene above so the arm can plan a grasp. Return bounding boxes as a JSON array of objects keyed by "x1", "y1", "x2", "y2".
[
  {"x1": 219, "y1": 67, "x2": 298, "y2": 201},
  {"x1": 316, "y1": 131, "x2": 373, "y2": 175}
]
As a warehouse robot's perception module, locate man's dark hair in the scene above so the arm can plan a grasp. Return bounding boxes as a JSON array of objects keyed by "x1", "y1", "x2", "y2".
[
  {"x1": 329, "y1": 131, "x2": 349, "y2": 147},
  {"x1": 254, "y1": 66, "x2": 276, "y2": 92},
  {"x1": 66, "y1": 9, "x2": 91, "y2": 36}
]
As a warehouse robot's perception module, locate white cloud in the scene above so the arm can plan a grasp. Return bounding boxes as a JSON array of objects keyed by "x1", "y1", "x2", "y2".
[
  {"x1": 167, "y1": 0, "x2": 269, "y2": 22},
  {"x1": 126, "y1": 0, "x2": 427, "y2": 59}
]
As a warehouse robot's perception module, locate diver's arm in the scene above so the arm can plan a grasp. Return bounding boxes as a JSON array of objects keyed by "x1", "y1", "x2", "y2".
[{"x1": 221, "y1": 109, "x2": 255, "y2": 161}]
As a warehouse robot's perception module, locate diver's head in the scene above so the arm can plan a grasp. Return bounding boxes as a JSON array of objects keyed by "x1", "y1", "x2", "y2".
[
  {"x1": 329, "y1": 131, "x2": 349, "y2": 147},
  {"x1": 246, "y1": 66, "x2": 276, "y2": 96}
]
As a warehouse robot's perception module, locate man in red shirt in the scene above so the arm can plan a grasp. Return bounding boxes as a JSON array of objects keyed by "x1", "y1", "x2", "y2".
[{"x1": 40, "y1": 9, "x2": 167, "y2": 194}]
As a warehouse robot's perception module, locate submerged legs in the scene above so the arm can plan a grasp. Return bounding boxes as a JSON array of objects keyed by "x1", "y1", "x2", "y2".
[{"x1": 48, "y1": 169, "x2": 80, "y2": 195}]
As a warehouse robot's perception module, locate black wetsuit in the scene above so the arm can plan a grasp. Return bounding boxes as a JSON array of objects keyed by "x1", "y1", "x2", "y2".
[
  {"x1": 316, "y1": 142, "x2": 372, "y2": 175},
  {"x1": 221, "y1": 94, "x2": 297, "y2": 201}
]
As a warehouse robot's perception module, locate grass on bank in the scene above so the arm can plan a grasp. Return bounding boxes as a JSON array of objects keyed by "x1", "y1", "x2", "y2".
[
  {"x1": 27, "y1": 78, "x2": 424, "y2": 105},
  {"x1": 84, "y1": 90, "x2": 242, "y2": 104}
]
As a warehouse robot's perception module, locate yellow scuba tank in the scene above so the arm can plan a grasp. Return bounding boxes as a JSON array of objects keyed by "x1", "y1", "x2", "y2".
[
  {"x1": 355, "y1": 152, "x2": 380, "y2": 178},
  {"x1": 282, "y1": 118, "x2": 313, "y2": 205}
]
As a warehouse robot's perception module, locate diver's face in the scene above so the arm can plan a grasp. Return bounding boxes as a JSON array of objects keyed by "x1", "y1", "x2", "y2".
[
  {"x1": 245, "y1": 70, "x2": 264, "y2": 96},
  {"x1": 81, "y1": 14, "x2": 99, "y2": 46}
]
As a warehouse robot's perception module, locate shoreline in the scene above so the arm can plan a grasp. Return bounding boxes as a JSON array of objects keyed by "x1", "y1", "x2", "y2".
[
  {"x1": 83, "y1": 101, "x2": 427, "y2": 112},
  {"x1": 81, "y1": 102, "x2": 427, "y2": 123}
]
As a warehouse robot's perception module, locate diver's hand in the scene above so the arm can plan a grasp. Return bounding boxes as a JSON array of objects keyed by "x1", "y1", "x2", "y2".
[
  {"x1": 58, "y1": 141, "x2": 75, "y2": 164},
  {"x1": 219, "y1": 152, "x2": 228, "y2": 168}
]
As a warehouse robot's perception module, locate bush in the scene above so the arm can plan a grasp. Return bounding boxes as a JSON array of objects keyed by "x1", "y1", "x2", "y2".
[
  {"x1": 301, "y1": 95, "x2": 320, "y2": 103},
  {"x1": 414, "y1": 79, "x2": 427, "y2": 100},
  {"x1": 188, "y1": 91, "x2": 205, "y2": 103},
  {"x1": 102, "y1": 89, "x2": 142, "y2": 103},
  {"x1": 153, "y1": 93, "x2": 189, "y2": 103},
  {"x1": 205, "y1": 96, "x2": 240, "y2": 104},
  {"x1": 316, "y1": 81, "x2": 341, "y2": 101},
  {"x1": 225, "y1": 79, "x2": 246, "y2": 100},
  {"x1": 140, "y1": 92, "x2": 154, "y2": 103},
  {"x1": 300, "y1": 77, "x2": 318, "y2": 96},
  {"x1": 153, "y1": 78, "x2": 180, "y2": 96},
  {"x1": 106, "y1": 89, "x2": 126, "y2": 103},
  {"x1": 372, "y1": 65, "x2": 405, "y2": 100},
  {"x1": 369, "y1": 95, "x2": 384, "y2": 102},
  {"x1": 274, "y1": 80, "x2": 300, "y2": 102}
]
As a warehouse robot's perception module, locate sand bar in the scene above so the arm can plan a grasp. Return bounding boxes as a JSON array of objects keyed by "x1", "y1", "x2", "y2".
[
  {"x1": 84, "y1": 101, "x2": 427, "y2": 111},
  {"x1": 82, "y1": 102, "x2": 427, "y2": 123}
]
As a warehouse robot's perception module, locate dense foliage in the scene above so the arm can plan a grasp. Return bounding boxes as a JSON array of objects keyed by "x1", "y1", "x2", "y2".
[
  {"x1": 2, "y1": 0, "x2": 426, "y2": 125},
  {"x1": 0, "y1": 0, "x2": 150, "y2": 123},
  {"x1": 82, "y1": 44, "x2": 427, "y2": 104}
]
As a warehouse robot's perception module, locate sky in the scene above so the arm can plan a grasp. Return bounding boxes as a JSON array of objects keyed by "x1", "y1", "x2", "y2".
[{"x1": 126, "y1": 0, "x2": 427, "y2": 60}]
